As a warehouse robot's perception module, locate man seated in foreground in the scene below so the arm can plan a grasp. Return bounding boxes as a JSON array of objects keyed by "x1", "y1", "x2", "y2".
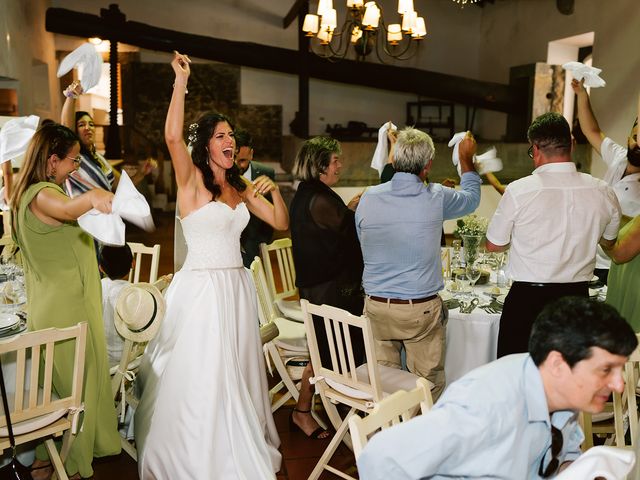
[{"x1": 357, "y1": 297, "x2": 638, "y2": 479}]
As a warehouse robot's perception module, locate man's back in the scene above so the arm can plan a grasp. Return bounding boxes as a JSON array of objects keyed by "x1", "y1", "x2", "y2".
[{"x1": 488, "y1": 163, "x2": 620, "y2": 283}]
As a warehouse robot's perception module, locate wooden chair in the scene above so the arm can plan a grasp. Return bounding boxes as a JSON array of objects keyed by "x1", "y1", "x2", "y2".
[
  {"x1": 259, "y1": 238, "x2": 303, "y2": 321},
  {"x1": 127, "y1": 242, "x2": 161, "y2": 284},
  {"x1": 301, "y1": 299, "x2": 431, "y2": 480},
  {"x1": 0, "y1": 323, "x2": 88, "y2": 480},
  {"x1": 348, "y1": 378, "x2": 433, "y2": 459},
  {"x1": 250, "y1": 257, "x2": 308, "y2": 413},
  {"x1": 109, "y1": 280, "x2": 168, "y2": 460},
  {"x1": 581, "y1": 333, "x2": 640, "y2": 450}
]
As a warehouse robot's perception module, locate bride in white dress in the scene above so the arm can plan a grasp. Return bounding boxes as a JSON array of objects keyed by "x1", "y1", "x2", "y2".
[{"x1": 135, "y1": 52, "x2": 289, "y2": 479}]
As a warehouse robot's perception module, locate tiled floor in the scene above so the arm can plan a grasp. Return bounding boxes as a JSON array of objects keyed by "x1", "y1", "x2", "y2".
[{"x1": 89, "y1": 212, "x2": 357, "y2": 479}]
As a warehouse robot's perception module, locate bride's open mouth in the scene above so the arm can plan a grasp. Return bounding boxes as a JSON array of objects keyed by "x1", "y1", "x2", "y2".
[{"x1": 223, "y1": 148, "x2": 234, "y2": 160}]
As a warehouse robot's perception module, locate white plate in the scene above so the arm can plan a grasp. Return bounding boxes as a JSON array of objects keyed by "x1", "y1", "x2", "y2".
[
  {"x1": 0, "y1": 312, "x2": 20, "y2": 329},
  {"x1": 496, "y1": 294, "x2": 506, "y2": 305}
]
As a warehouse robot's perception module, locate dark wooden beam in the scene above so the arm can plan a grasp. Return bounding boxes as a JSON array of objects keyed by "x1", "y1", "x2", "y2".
[
  {"x1": 283, "y1": 0, "x2": 307, "y2": 29},
  {"x1": 46, "y1": 6, "x2": 523, "y2": 114}
]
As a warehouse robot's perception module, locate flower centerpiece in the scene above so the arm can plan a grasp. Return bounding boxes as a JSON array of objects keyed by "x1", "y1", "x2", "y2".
[{"x1": 453, "y1": 214, "x2": 488, "y2": 266}]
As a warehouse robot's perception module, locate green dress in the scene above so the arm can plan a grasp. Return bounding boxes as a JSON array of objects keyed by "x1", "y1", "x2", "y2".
[
  {"x1": 607, "y1": 254, "x2": 640, "y2": 331},
  {"x1": 14, "y1": 182, "x2": 120, "y2": 477}
]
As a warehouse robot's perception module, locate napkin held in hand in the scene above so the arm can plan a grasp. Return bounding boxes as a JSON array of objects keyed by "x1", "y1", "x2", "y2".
[
  {"x1": 371, "y1": 121, "x2": 397, "y2": 175},
  {"x1": 448, "y1": 132, "x2": 503, "y2": 177},
  {"x1": 78, "y1": 171, "x2": 154, "y2": 246},
  {"x1": 57, "y1": 43, "x2": 103, "y2": 92}
]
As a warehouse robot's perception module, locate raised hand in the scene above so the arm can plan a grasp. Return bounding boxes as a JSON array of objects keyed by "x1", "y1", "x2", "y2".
[
  {"x1": 171, "y1": 51, "x2": 191, "y2": 84},
  {"x1": 252, "y1": 175, "x2": 279, "y2": 197},
  {"x1": 571, "y1": 78, "x2": 586, "y2": 95},
  {"x1": 90, "y1": 189, "x2": 114, "y2": 213}
]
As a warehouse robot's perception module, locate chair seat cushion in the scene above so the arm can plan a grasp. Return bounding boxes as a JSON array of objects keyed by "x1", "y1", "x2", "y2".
[
  {"x1": 0, "y1": 408, "x2": 67, "y2": 437},
  {"x1": 273, "y1": 317, "x2": 307, "y2": 353},
  {"x1": 0, "y1": 388, "x2": 67, "y2": 437},
  {"x1": 276, "y1": 300, "x2": 304, "y2": 322},
  {"x1": 325, "y1": 364, "x2": 428, "y2": 401}
]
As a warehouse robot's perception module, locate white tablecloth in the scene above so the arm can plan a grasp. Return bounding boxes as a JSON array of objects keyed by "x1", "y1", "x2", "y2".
[
  {"x1": 445, "y1": 306, "x2": 500, "y2": 385},
  {"x1": 442, "y1": 284, "x2": 504, "y2": 385}
]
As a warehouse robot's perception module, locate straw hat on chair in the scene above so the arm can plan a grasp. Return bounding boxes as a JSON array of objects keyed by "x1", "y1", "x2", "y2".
[{"x1": 114, "y1": 282, "x2": 165, "y2": 343}]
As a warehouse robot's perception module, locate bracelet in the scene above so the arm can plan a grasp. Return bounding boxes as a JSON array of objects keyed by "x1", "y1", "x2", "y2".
[
  {"x1": 63, "y1": 88, "x2": 79, "y2": 99},
  {"x1": 173, "y1": 82, "x2": 188, "y2": 94}
]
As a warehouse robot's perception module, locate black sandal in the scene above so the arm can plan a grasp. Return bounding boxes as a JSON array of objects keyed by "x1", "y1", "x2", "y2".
[{"x1": 289, "y1": 408, "x2": 331, "y2": 440}]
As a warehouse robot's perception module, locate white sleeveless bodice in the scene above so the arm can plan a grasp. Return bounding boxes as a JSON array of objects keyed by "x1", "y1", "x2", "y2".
[{"x1": 179, "y1": 201, "x2": 249, "y2": 270}]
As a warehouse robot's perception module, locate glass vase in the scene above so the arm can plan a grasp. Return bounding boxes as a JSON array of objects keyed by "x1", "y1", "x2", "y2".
[{"x1": 461, "y1": 234, "x2": 483, "y2": 267}]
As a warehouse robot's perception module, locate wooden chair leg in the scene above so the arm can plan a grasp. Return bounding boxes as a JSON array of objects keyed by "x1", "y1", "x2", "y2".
[
  {"x1": 121, "y1": 437, "x2": 138, "y2": 460},
  {"x1": 45, "y1": 438, "x2": 69, "y2": 480},
  {"x1": 307, "y1": 407, "x2": 357, "y2": 480}
]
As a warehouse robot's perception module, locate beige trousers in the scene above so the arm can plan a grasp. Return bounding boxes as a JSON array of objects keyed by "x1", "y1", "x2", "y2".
[{"x1": 364, "y1": 296, "x2": 446, "y2": 400}]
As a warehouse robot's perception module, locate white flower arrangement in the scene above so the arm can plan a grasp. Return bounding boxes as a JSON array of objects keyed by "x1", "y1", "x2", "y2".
[{"x1": 454, "y1": 214, "x2": 488, "y2": 238}]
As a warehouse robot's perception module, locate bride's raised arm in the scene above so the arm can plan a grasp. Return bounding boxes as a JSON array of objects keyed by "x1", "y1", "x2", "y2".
[
  {"x1": 165, "y1": 51, "x2": 195, "y2": 191},
  {"x1": 243, "y1": 176, "x2": 289, "y2": 231}
]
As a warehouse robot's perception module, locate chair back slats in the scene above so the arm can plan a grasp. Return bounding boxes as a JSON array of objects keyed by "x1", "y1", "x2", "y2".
[
  {"x1": 42, "y1": 342, "x2": 55, "y2": 404},
  {"x1": 0, "y1": 323, "x2": 87, "y2": 429},
  {"x1": 303, "y1": 300, "x2": 382, "y2": 402},
  {"x1": 250, "y1": 257, "x2": 278, "y2": 325},
  {"x1": 14, "y1": 348, "x2": 25, "y2": 414},
  {"x1": 260, "y1": 238, "x2": 298, "y2": 300},
  {"x1": 28, "y1": 344, "x2": 40, "y2": 409},
  {"x1": 127, "y1": 242, "x2": 161, "y2": 284},
  {"x1": 349, "y1": 378, "x2": 433, "y2": 459}
]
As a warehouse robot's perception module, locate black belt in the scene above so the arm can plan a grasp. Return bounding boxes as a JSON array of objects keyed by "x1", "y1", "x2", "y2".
[
  {"x1": 369, "y1": 294, "x2": 438, "y2": 304},
  {"x1": 513, "y1": 281, "x2": 589, "y2": 288}
]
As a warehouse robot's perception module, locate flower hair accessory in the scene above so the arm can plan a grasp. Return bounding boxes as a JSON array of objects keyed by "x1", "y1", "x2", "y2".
[{"x1": 187, "y1": 123, "x2": 198, "y2": 144}]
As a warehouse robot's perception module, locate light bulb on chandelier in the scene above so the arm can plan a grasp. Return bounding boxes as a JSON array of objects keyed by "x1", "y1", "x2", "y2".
[{"x1": 302, "y1": 0, "x2": 427, "y2": 62}]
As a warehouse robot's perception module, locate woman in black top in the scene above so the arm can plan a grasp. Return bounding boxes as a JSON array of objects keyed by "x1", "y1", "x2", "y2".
[{"x1": 289, "y1": 136, "x2": 365, "y2": 438}]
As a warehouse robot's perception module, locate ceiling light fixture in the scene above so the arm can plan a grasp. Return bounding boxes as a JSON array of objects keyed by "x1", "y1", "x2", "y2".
[{"x1": 302, "y1": 0, "x2": 427, "y2": 62}]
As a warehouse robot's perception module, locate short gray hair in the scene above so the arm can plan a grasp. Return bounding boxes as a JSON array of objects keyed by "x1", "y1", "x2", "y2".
[
  {"x1": 393, "y1": 128, "x2": 434, "y2": 175},
  {"x1": 292, "y1": 136, "x2": 341, "y2": 181}
]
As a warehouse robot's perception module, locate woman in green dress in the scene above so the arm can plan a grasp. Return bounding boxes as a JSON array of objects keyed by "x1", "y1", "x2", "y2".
[
  {"x1": 10, "y1": 124, "x2": 121, "y2": 479},
  {"x1": 606, "y1": 215, "x2": 640, "y2": 331}
]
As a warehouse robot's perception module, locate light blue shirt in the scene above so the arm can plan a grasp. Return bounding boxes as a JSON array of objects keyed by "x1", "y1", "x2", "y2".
[
  {"x1": 355, "y1": 172, "x2": 481, "y2": 298},
  {"x1": 357, "y1": 354, "x2": 583, "y2": 480}
]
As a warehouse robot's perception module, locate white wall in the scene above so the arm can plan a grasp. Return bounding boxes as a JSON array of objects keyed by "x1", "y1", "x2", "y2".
[{"x1": 0, "y1": 0, "x2": 61, "y2": 119}]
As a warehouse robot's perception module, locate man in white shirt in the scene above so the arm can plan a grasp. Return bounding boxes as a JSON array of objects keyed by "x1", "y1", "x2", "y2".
[
  {"x1": 486, "y1": 112, "x2": 621, "y2": 357},
  {"x1": 572, "y1": 79, "x2": 640, "y2": 284}
]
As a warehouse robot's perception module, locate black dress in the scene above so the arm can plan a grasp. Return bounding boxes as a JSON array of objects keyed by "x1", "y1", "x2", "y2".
[{"x1": 290, "y1": 179, "x2": 365, "y2": 367}]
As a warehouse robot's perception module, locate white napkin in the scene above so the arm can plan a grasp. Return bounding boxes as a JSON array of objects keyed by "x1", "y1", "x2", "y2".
[
  {"x1": 57, "y1": 43, "x2": 103, "y2": 92},
  {"x1": 0, "y1": 115, "x2": 40, "y2": 164},
  {"x1": 554, "y1": 446, "x2": 635, "y2": 480},
  {"x1": 563, "y1": 61, "x2": 606, "y2": 88},
  {"x1": 78, "y1": 171, "x2": 154, "y2": 246},
  {"x1": 448, "y1": 132, "x2": 503, "y2": 177},
  {"x1": 371, "y1": 121, "x2": 397, "y2": 175}
]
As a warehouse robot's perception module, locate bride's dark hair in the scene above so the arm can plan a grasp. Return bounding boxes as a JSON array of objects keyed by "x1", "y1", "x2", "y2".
[{"x1": 189, "y1": 113, "x2": 246, "y2": 199}]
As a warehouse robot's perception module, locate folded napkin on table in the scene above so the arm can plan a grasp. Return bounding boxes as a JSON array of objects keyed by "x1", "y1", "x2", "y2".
[
  {"x1": 448, "y1": 132, "x2": 503, "y2": 177},
  {"x1": 0, "y1": 115, "x2": 40, "y2": 165},
  {"x1": 563, "y1": 61, "x2": 606, "y2": 88},
  {"x1": 554, "y1": 446, "x2": 635, "y2": 480},
  {"x1": 370, "y1": 121, "x2": 397, "y2": 175},
  {"x1": 57, "y1": 42, "x2": 103, "y2": 92},
  {"x1": 78, "y1": 171, "x2": 154, "y2": 246}
]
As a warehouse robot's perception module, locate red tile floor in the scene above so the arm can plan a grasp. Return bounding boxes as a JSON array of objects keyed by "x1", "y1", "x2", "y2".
[{"x1": 90, "y1": 213, "x2": 358, "y2": 479}]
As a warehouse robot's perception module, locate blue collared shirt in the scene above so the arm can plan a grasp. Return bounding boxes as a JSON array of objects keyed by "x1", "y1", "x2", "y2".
[
  {"x1": 355, "y1": 172, "x2": 480, "y2": 298},
  {"x1": 357, "y1": 354, "x2": 583, "y2": 480}
]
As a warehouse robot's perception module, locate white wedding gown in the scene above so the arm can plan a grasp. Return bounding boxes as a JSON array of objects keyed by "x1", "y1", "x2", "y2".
[{"x1": 135, "y1": 201, "x2": 281, "y2": 479}]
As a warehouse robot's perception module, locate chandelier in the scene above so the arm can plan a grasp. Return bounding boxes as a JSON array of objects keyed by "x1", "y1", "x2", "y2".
[{"x1": 302, "y1": 0, "x2": 427, "y2": 62}]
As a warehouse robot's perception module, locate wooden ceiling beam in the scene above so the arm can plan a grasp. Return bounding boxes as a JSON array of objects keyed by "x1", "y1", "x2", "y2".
[{"x1": 46, "y1": 6, "x2": 523, "y2": 113}]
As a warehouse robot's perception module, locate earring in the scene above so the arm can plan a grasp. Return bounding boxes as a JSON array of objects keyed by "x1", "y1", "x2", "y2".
[{"x1": 47, "y1": 167, "x2": 56, "y2": 182}]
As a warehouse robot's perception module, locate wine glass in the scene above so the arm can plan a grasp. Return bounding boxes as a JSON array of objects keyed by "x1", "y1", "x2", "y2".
[
  {"x1": 455, "y1": 270, "x2": 472, "y2": 297},
  {"x1": 466, "y1": 263, "x2": 482, "y2": 291}
]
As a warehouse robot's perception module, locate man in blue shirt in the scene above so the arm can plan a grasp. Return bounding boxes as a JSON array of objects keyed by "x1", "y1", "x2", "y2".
[
  {"x1": 355, "y1": 128, "x2": 480, "y2": 399},
  {"x1": 357, "y1": 297, "x2": 638, "y2": 479}
]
